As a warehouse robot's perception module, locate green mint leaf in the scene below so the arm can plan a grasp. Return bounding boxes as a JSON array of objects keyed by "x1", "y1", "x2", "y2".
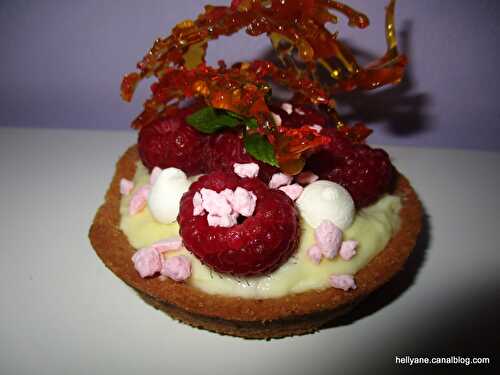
[
  {"x1": 244, "y1": 118, "x2": 258, "y2": 129},
  {"x1": 186, "y1": 107, "x2": 241, "y2": 134},
  {"x1": 243, "y1": 133, "x2": 278, "y2": 167},
  {"x1": 225, "y1": 111, "x2": 245, "y2": 120},
  {"x1": 226, "y1": 110, "x2": 257, "y2": 129}
]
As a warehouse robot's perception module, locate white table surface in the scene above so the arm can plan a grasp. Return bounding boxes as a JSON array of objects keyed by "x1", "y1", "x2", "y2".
[{"x1": 0, "y1": 127, "x2": 498, "y2": 374}]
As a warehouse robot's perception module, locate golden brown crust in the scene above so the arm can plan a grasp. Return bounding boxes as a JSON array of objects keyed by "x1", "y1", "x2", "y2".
[{"x1": 89, "y1": 145, "x2": 422, "y2": 339}]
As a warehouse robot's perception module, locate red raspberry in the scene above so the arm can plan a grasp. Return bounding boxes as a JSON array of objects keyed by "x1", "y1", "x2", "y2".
[
  {"x1": 178, "y1": 171, "x2": 299, "y2": 276},
  {"x1": 306, "y1": 128, "x2": 394, "y2": 208},
  {"x1": 205, "y1": 131, "x2": 278, "y2": 182},
  {"x1": 138, "y1": 108, "x2": 208, "y2": 176},
  {"x1": 205, "y1": 131, "x2": 251, "y2": 171},
  {"x1": 305, "y1": 128, "x2": 352, "y2": 176}
]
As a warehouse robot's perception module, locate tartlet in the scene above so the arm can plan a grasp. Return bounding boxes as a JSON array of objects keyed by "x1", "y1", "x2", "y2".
[
  {"x1": 89, "y1": 145, "x2": 421, "y2": 339},
  {"x1": 89, "y1": 0, "x2": 422, "y2": 339}
]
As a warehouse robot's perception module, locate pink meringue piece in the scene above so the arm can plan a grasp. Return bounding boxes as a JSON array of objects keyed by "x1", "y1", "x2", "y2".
[
  {"x1": 161, "y1": 255, "x2": 192, "y2": 282},
  {"x1": 295, "y1": 171, "x2": 319, "y2": 185},
  {"x1": 192, "y1": 192, "x2": 204, "y2": 216},
  {"x1": 132, "y1": 247, "x2": 163, "y2": 278},
  {"x1": 220, "y1": 188, "x2": 235, "y2": 203},
  {"x1": 151, "y1": 237, "x2": 183, "y2": 253},
  {"x1": 270, "y1": 112, "x2": 282, "y2": 126},
  {"x1": 149, "y1": 166, "x2": 162, "y2": 185},
  {"x1": 233, "y1": 162, "x2": 260, "y2": 178},
  {"x1": 307, "y1": 245, "x2": 323, "y2": 264},
  {"x1": 279, "y1": 183, "x2": 304, "y2": 201},
  {"x1": 329, "y1": 274, "x2": 357, "y2": 291},
  {"x1": 207, "y1": 212, "x2": 238, "y2": 228},
  {"x1": 340, "y1": 240, "x2": 358, "y2": 261},
  {"x1": 308, "y1": 124, "x2": 323, "y2": 133},
  {"x1": 269, "y1": 173, "x2": 293, "y2": 189},
  {"x1": 200, "y1": 188, "x2": 232, "y2": 216},
  {"x1": 120, "y1": 178, "x2": 134, "y2": 196},
  {"x1": 231, "y1": 187, "x2": 257, "y2": 217},
  {"x1": 197, "y1": 186, "x2": 259, "y2": 227},
  {"x1": 315, "y1": 220, "x2": 342, "y2": 258},
  {"x1": 129, "y1": 185, "x2": 151, "y2": 215},
  {"x1": 281, "y1": 102, "x2": 293, "y2": 114}
]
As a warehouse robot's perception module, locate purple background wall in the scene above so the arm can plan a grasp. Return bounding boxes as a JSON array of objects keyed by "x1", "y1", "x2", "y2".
[{"x1": 1, "y1": 0, "x2": 499, "y2": 151}]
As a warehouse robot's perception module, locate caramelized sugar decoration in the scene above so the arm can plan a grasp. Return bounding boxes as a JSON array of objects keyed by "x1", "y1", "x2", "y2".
[{"x1": 121, "y1": 0, "x2": 406, "y2": 174}]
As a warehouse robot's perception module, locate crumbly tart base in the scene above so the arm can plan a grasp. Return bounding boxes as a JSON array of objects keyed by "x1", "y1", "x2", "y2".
[{"x1": 89, "y1": 145, "x2": 422, "y2": 339}]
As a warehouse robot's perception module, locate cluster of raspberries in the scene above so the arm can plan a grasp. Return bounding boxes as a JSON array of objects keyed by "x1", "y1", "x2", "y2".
[
  {"x1": 138, "y1": 103, "x2": 394, "y2": 209},
  {"x1": 137, "y1": 103, "x2": 395, "y2": 276},
  {"x1": 138, "y1": 106, "x2": 278, "y2": 182}
]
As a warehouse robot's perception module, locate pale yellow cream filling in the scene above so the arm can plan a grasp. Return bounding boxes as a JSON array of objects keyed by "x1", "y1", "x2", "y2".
[{"x1": 120, "y1": 162, "x2": 402, "y2": 299}]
